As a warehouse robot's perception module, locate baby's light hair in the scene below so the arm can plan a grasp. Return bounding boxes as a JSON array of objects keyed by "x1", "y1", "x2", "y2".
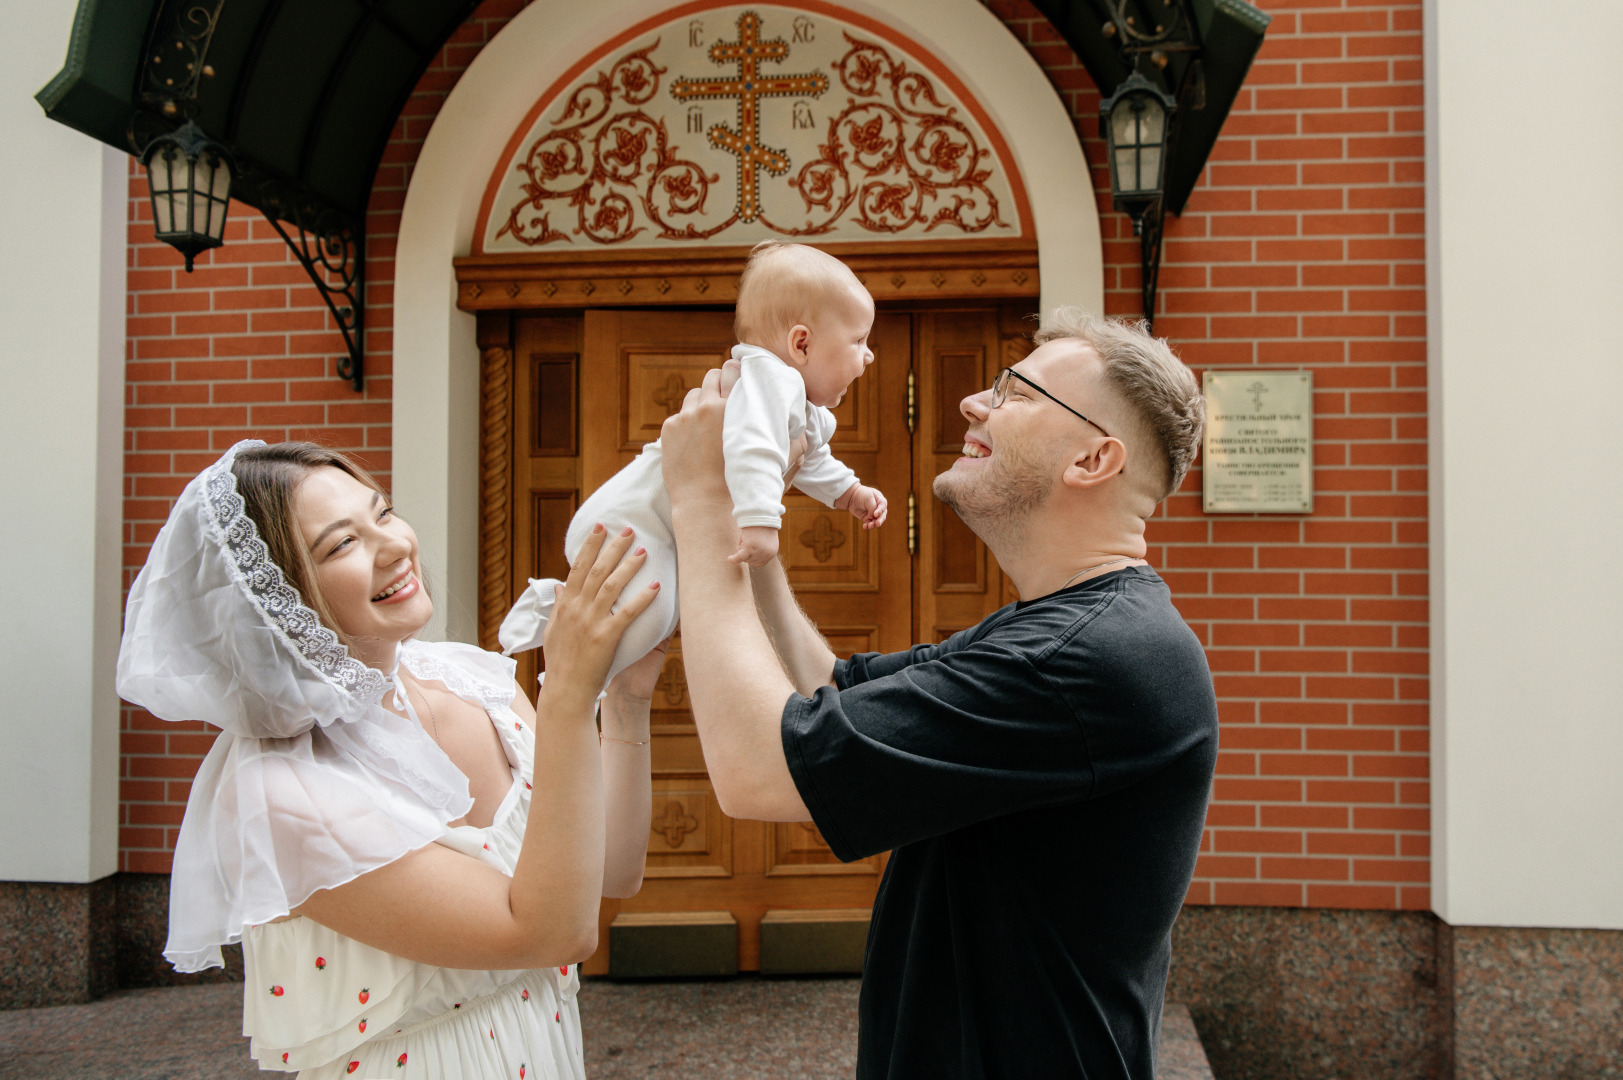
[{"x1": 734, "y1": 240, "x2": 867, "y2": 350}]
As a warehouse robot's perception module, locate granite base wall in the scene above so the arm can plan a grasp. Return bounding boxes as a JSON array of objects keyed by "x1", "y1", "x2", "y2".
[
  {"x1": 1169, "y1": 905, "x2": 1446, "y2": 1080},
  {"x1": 7, "y1": 882, "x2": 1621, "y2": 1080},
  {"x1": 1442, "y1": 924, "x2": 1623, "y2": 1080},
  {"x1": 0, "y1": 875, "x2": 240, "y2": 1009},
  {"x1": 112, "y1": 872, "x2": 243, "y2": 990},
  {"x1": 0, "y1": 878, "x2": 117, "y2": 1009},
  {"x1": 1169, "y1": 906, "x2": 1623, "y2": 1080}
]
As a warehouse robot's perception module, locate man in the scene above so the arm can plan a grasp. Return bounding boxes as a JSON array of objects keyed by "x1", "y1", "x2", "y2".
[{"x1": 658, "y1": 308, "x2": 1218, "y2": 1080}]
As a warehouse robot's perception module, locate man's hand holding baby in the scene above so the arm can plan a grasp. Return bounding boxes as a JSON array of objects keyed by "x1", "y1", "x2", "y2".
[{"x1": 835, "y1": 483, "x2": 887, "y2": 530}]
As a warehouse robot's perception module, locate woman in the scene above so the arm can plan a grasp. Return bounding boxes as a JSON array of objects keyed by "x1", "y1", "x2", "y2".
[{"x1": 116, "y1": 440, "x2": 662, "y2": 1078}]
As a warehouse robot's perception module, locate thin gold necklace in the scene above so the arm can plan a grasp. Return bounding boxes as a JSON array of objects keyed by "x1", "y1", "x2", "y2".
[
  {"x1": 1059, "y1": 557, "x2": 1141, "y2": 591},
  {"x1": 405, "y1": 672, "x2": 444, "y2": 748}
]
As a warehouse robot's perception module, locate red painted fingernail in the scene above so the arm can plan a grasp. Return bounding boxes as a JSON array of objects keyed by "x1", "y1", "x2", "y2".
[
  {"x1": 592, "y1": 523, "x2": 604, "y2": 534},
  {"x1": 650, "y1": 581, "x2": 661, "y2": 590},
  {"x1": 621, "y1": 526, "x2": 633, "y2": 537},
  {"x1": 634, "y1": 547, "x2": 646, "y2": 556}
]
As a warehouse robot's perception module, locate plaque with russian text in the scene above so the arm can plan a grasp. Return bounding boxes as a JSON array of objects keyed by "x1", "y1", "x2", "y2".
[{"x1": 1201, "y1": 370, "x2": 1314, "y2": 514}]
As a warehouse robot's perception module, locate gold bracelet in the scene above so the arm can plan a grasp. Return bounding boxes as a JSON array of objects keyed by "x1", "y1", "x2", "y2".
[{"x1": 599, "y1": 732, "x2": 650, "y2": 746}]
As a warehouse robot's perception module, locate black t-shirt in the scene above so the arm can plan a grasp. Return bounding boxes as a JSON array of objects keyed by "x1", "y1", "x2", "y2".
[{"x1": 781, "y1": 566, "x2": 1218, "y2": 1080}]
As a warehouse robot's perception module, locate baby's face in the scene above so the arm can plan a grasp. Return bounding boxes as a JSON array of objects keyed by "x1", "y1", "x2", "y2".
[{"x1": 801, "y1": 286, "x2": 875, "y2": 408}]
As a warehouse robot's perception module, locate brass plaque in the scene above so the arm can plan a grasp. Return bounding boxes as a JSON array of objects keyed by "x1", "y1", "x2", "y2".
[{"x1": 1201, "y1": 370, "x2": 1314, "y2": 514}]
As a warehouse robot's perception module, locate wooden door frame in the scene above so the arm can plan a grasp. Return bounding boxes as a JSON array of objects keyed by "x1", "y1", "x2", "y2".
[{"x1": 464, "y1": 240, "x2": 1040, "y2": 647}]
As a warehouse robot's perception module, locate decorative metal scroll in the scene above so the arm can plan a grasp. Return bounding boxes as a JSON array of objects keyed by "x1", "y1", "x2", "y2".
[{"x1": 253, "y1": 182, "x2": 366, "y2": 390}]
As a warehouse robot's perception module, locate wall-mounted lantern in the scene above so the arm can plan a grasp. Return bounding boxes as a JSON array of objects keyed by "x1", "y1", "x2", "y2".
[
  {"x1": 1101, "y1": 72, "x2": 1176, "y2": 232},
  {"x1": 121, "y1": 0, "x2": 366, "y2": 390},
  {"x1": 141, "y1": 120, "x2": 235, "y2": 272}
]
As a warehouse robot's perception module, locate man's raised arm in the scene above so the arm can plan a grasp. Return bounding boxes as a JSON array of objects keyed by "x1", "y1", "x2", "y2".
[
  {"x1": 749, "y1": 559, "x2": 837, "y2": 697},
  {"x1": 661, "y1": 368, "x2": 812, "y2": 822}
]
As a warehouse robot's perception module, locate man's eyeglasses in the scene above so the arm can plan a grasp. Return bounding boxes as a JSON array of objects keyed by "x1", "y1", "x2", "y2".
[{"x1": 991, "y1": 367, "x2": 1112, "y2": 439}]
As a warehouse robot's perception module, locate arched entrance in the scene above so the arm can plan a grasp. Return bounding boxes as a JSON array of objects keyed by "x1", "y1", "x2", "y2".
[
  {"x1": 392, "y1": 0, "x2": 1102, "y2": 645},
  {"x1": 394, "y1": 0, "x2": 1103, "y2": 974}
]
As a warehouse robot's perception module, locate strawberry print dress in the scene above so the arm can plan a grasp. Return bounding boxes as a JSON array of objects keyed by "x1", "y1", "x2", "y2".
[{"x1": 241, "y1": 640, "x2": 585, "y2": 1080}]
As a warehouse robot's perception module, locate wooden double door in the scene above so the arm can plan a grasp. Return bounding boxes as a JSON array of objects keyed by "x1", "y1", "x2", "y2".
[{"x1": 495, "y1": 303, "x2": 1033, "y2": 973}]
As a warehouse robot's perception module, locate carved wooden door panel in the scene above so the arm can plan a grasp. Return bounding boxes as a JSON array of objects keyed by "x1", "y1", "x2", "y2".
[
  {"x1": 913, "y1": 309, "x2": 1024, "y2": 642},
  {"x1": 577, "y1": 308, "x2": 909, "y2": 973},
  {"x1": 500, "y1": 306, "x2": 1027, "y2": 973}
]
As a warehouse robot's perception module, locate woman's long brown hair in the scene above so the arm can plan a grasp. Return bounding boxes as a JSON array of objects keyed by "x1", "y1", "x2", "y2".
[{"x1": 230, "y1": 442, "x2": 388, "y2": 648}]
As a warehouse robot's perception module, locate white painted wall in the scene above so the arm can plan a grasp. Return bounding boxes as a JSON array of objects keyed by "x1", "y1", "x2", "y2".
[
  {"x1": 1427, "y1": 0, "x2": 1623, "y2": 928},
  {"x1": 393, "y1": 0, "x2": 1104, "y2": 644},
  {"x1": 0, "y1": 0, "x2": 126, "y2": 883}
]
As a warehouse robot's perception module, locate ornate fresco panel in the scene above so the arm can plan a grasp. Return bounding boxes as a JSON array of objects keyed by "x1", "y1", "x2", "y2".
[{"x1": 476, "y1": 2, "x2": 1028, "y2": 254}]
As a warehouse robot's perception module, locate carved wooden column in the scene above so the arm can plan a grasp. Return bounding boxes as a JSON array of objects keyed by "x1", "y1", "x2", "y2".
[{"x1": 477, "y1": 312, "x2": 514, "y2": 652}]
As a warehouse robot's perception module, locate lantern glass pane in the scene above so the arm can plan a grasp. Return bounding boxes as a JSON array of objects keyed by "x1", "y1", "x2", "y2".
[
  {"x1": 1112, "y1": 101, "x2": 1140, "y2": 151},
  {"x1": 1114, "y1": 147, "x2": 1139, "y2": 192},
  {"x1": 152, "y1": 187, "x2": 174, "y2": 234},
  {"x1": 173, "y1": 174, "x2": 196, "y2": 238},
  {"x1": 191, "y1": 157, "x2": 217, "y2": 241},
  {"x1": 202, "y1": 153, "x2": 231, "y2": 242},
  {"x1": 209, "y1": 154, "x2": 231, "y2": 200},
  {"x1": 1138, "y1": 97, "x2": 1166, "y2": 146},
  {"x1": 164, "y1": 148, "x2": 182, "y2": 192},
  {"x1": 1140, "y1": 145, "x2": 1163, "y2": 190}
]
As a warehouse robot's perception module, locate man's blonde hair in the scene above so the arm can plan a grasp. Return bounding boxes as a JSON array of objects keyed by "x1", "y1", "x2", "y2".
[
  {"x1": 734, "y1": 240, "x2": 866, "y2": 348},
  {"x1": 1033, "y1": 309, "x2": 1204, "y2": 500}
]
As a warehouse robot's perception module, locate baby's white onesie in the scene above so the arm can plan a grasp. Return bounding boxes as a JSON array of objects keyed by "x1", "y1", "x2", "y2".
[{"x1": 499, "y1": 344, "x2": 860, "y2": 682}]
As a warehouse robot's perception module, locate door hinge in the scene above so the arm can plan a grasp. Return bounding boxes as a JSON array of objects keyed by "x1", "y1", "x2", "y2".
[
  {"x1": 907, "y1": 491, "x2": 917, "y2": 555},
  {"x1": 906, "y1": 370, "x2": 917, "y2": 433}
]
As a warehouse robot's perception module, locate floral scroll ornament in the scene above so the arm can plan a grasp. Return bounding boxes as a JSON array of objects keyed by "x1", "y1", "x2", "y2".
[
  {"x1": 495, "y1": 43, "x2": 728, "y2": 246},
  {"x1": 495, "y1": 18, "x2": 1008, "y2": 247},
  {"x1": 783, "y1": 34, "x2": 1007, "y2": 236}
]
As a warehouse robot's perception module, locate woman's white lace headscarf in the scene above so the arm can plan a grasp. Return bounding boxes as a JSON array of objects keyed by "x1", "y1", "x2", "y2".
[{"x1": 116, "y1": 440, "x2": 473, "y2": 973}]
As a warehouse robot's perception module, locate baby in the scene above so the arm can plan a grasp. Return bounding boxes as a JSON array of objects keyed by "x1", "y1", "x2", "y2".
[{"x1": 499, "y1": 241, "x2": 887, "y2": 682}]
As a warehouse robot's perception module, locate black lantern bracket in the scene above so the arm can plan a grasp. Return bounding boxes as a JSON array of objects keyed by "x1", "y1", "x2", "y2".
[
  {"x1": 1100, "y1": 69, "x2": 1179, "y2": 333},
  {"x1": 258, "y1": 191, "x2": 367, "y2": 393},
  {"x1": 1096, "y1": 0, "x2": 1208, "y2": 333},
  {"x1": 127, "y1": 0, "x2": 366, "y2": 391}
]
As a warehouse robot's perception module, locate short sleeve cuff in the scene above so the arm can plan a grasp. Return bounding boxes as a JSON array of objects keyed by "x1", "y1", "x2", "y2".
[{"x1": 780, "y1": 693, "x2": 864, "y2": 863}]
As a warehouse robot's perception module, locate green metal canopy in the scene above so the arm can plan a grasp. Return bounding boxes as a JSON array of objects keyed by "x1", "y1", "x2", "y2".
[
  {"x1": 37, "y1": 0, "x2": 1266, "y2": 350},
  {"x1": 37, "y1": 0, "x2": 479, "y2": 225},
  {"x1": 39, "y1": 0, "x2": 1266, "y2": 230},
  {"x1": 1030, "y1": 0, "x2": 1271, "y2": 216}
]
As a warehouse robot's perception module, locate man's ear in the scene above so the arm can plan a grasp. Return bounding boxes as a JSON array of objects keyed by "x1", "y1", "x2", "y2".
[
  {"x1": 1061, "y1": 436, "x2": 1128, "y2": 489},
  {"x1": 784, "y1": 324, "x2": 812, "y2": 369}
]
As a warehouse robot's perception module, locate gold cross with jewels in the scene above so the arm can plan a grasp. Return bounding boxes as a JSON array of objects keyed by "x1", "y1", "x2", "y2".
[{"x1": 669, "y1": 11, "x2": 828, "y2": 222}]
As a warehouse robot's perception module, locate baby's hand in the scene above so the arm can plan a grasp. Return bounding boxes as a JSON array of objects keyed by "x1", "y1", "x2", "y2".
[
  {"x1": 729, "y1": 525, "x2": 781, "y2": 567},
  {"x1": 836, "y1": 484, "x2": 888, "y2": 530}
]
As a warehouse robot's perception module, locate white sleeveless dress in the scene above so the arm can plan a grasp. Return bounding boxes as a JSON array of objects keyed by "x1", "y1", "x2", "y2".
[{"x1": 238, "y1": 640, "x2": 586, "y2": 1080}]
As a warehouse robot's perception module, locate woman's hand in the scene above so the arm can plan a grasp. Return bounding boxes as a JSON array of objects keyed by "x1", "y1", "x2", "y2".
[{"x1": 539, "y1": 524, "x2": 659, "y2": 706}]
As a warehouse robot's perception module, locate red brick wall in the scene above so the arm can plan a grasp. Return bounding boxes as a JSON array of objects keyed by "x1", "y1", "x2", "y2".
[
  {"x1": 994, "y1": 0, "x2": 1429, "y2": 909},
  {"x1": 117, "y1": 0, "x2": 530, "y2": 873},
  {"x1": 120, "y1": 0, "x2": 1430, "y2": 910}
]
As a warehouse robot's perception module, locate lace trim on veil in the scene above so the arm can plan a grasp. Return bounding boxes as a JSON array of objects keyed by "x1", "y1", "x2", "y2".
[
  {"x1": 201, "y1": 442, "x2": 389, "y2": 705},
  {"x1": 401, "y1": 644, "x2": 516, "y2": 713}
]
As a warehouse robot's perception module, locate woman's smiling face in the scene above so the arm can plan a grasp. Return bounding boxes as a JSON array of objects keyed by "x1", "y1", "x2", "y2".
[{"x1": 293, "y1": 466, "x2": 431, "y2": 667}]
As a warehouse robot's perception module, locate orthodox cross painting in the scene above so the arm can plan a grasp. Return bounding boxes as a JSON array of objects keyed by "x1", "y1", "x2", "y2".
[{"x1": 476, "y1": 3, "x2": 1028, "y2": 253}]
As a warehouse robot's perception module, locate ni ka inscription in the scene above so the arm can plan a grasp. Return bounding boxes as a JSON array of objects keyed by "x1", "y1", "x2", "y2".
[{"x1": 484, "y1": 4, "x2": 1022, "y2": 252}]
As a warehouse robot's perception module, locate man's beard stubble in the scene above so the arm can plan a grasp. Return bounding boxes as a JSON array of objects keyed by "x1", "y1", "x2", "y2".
[{"x1": 931, "y1": 437, "x2": 1058, "y2": 547}]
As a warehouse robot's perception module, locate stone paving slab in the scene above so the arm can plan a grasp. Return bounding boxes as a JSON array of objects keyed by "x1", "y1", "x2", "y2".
[{"x1": 0, "y1": 977, "x2": 1213, "y2": 1079}]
